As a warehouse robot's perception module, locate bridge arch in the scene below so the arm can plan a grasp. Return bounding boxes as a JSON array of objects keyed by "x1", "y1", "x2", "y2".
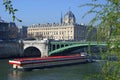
[
  {"x1": 23, "y1": 46, "x2": 41, "y2": 57},
  {"x1": 23, "y1": 40, "x2": 49, "y2": 57}
]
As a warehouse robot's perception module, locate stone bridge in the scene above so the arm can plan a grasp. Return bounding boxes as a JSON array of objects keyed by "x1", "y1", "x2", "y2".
[{"x1": 23, "y1": 39, "x2": 49, "y2": 57}]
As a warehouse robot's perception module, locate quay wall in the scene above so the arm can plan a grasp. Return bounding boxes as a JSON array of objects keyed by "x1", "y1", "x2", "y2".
[{"x1": 0, "y1": 41, "x2": 22, "y2": 59}]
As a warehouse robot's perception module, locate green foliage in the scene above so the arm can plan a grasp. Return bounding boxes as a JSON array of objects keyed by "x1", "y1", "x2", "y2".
[
  {"x1": 80, "y1": 0, "x2": 120, "y2": 80},
  {"x1": 3, "y1": 0, "x2": 22, "y2": 22}
]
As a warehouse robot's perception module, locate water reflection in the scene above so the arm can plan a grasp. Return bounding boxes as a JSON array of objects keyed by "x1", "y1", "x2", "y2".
[
  {"x1": 8, "y1": 62, "x2": 100, "y2": 80},
  {"x1": 9, "y1": 70, "x2": 22, "y2": 80},
  {"x1": 0, "y1": 60, "x2": 100, "y2": 80}
]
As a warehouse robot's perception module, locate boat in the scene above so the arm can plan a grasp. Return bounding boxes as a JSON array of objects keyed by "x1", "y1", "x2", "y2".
[{"x1": 9, "y1": 53, "x2": 91, "y2": 71}]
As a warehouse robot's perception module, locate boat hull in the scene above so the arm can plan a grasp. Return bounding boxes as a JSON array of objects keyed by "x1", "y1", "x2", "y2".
[{"x1": 9, "y1": 55, "x2": 89, "y2": 71}]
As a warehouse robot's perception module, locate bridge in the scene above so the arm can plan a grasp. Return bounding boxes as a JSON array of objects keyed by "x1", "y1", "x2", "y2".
[
  {"x1": 22, "y1": 40, "x2": 106, "y2": 57},
  {"x1": 22, "y1": 40, "x2": 49, "y2": 57}
]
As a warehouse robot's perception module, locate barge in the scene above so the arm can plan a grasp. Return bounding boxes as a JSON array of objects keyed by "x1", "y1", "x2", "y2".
[{"x1": 9, "y1": 54, "x2": 91, "y2": 71}]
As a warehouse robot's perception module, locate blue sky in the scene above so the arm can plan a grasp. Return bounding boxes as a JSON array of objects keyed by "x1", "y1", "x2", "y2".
[{"x1": 0, "y1": 0, "x2": 104, "y2": 26}]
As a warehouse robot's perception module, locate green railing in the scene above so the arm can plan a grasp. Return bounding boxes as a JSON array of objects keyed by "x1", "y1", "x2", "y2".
[{"x1": 49, "y1": 42, "x2": 106, "y2": 56}]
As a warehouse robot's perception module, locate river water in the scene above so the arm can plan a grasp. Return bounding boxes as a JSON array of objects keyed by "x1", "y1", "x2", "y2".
[{"x1": 0, "y1": 59, "x2": 101, "y2": 80}]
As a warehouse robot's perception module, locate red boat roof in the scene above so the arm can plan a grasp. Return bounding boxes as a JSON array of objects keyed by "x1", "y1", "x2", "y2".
[{"x1": 13, "y1": 55, "x2": 81, "y2": 62}]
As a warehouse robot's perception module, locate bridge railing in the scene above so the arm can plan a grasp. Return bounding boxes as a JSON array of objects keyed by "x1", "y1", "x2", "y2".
[{"x1": 49, "y1": 41, "x2": 106, "y2": 55}]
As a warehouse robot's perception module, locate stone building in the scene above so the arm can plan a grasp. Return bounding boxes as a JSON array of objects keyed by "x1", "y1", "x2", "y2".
[
  {"x1": 27, "y1": 11, "x2": 96, "y2": 41},
  {"x1": 0, "y1": 17, "x2": 18, "y2": 40}
]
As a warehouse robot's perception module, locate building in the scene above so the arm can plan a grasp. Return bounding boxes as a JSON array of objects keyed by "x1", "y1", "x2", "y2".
[
  {"x1": 27, "y1": 11, "x2": 96, "y2": 41},
  {"x1": 8, "y1": 22, "x2": 19, "y2": 39},
  {"x1": 0, "y1": 17, "x2": 18, "y2": 40},
  {"x1": 86, "y1": 26, "x2": 97, "y2": 41},
  {"x1": 0, "y1": 21, "x2": 9, "y2": 40},
  {"x1": 18, "y1": 26, "x2": 28, "y2": 39}
]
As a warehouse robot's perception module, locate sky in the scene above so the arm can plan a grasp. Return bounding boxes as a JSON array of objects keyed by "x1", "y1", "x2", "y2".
[{"x1": 0, "y1": 0, "x2": 104, "y2": 26}]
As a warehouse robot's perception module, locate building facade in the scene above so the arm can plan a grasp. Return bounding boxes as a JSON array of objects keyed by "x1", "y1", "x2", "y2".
[
  {"x1": 27, "y1": 11, "x2": 94, "y2": 41},
  {"x1": 0, "y1": 17, "x2": 18, "y2": 40},
  {"x1": 18, "y1": 26, "x2": 28, "y2": 39},
  {"x1": 0, "y1": 22, "x2": 9, "y2": 40}
]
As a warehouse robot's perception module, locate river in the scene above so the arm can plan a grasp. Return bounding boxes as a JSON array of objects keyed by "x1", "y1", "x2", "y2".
[{"x1": 0, "y1": 59, "x2": 101, "y2": 80}]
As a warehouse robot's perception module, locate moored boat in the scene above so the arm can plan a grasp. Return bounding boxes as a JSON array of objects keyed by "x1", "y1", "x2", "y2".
[{"x1": 9, "y1": 53, "x2": 91, "y2": 71}]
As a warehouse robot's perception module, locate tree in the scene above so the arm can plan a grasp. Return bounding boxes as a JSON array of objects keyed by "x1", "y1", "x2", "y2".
[
  {"x1": 80, "y1": 0, "x2": 120, "y2": 80},
  {"x1": 3, "y1": 0, "x2": 22, "y2": 22},
  {"x1": 34, "y1": 33, "x2": 43, "y2": 40}
]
